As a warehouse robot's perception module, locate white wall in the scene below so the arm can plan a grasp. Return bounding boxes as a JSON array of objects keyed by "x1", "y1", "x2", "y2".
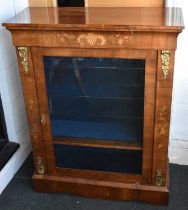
[
  {"x1": 166, "y1": 1, "x2": 188, "y2": 165},
  {"x1": 0, "y1": 0, "x2": 31, "y2": 194}
]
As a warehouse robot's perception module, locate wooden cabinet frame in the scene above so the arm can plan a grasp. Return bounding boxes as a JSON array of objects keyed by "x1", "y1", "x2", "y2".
[
  {"x1": 31, "y1": 48, "x2": 156, "y2": 184},
  {"x1": 3, "y1": 7, "x2": 183, "y2": 205}
]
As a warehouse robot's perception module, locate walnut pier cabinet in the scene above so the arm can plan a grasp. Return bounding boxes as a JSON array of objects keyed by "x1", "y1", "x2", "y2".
[{"x1": 3, "y1": 7, "x2": 184, "y2": 205}]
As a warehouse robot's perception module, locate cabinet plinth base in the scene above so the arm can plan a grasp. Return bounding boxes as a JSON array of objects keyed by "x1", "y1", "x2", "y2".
[{"x1": 32, "y1": 174, "x2": 169, "y2": 205}]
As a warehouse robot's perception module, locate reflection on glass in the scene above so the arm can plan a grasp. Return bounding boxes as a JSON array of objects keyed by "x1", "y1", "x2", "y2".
[{"x1": 44, "y1": 57, "x2": 145, "y2": 143}]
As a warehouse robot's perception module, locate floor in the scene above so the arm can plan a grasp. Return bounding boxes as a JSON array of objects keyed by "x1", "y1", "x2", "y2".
[{"x1": 0, "y1": 154, "x2": 188, "y2": 210}]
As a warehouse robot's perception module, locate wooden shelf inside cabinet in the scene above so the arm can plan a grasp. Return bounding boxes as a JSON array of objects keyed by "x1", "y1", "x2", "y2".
[
  {"x1": 3, "y1": 7, "x2": 184, "y2": 205},
  {"x1": 54, "y1": 138, "x2": 143, "y2": 151}
]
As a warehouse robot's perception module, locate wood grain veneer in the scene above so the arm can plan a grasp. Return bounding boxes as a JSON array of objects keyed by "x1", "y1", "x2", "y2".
[
  {"x1": 28, "y1": 0, "x2": 164, "y2": 8},
  {"x1": 86, "y1": 0, "x2": 164, "y2": 7},
  {"x1": 28, "y1": 0, "x2": 57, "y2": 7}
]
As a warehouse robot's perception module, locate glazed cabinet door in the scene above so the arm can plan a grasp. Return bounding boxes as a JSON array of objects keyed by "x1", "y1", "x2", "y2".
[{"x1": 31, "y1": 47, "x2": 157, "y2": 184}]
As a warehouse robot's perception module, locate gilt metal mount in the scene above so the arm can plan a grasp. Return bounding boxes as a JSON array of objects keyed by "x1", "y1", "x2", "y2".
[
  {"x1": 161, "y1": 50, "x2": 171, "y2": 80},
  {"x1": 37, "y1": 156, "x2": 45, "y2": 175},
  {"x1": 155, "y1": 170, "x2": 164, "y2": 187},
  {"x1": 17, "y1": 47, "x2": 29, "y2": 74}
]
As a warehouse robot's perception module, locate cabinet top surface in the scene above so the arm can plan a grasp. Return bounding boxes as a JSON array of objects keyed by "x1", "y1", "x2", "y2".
[{"x1": 3, "y1": 7, "x2": 184, "y2": 32}]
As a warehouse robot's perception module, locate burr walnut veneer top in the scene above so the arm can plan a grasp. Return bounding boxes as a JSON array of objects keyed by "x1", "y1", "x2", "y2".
[{"x1": 3, "y1": 7, "x2": 184, "y2": 32}]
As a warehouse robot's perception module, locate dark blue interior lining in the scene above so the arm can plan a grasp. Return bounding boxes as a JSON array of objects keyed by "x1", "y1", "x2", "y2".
[
  {"x1": 47, "y1": 67, "x2": 145, "y2": 84},
  {"x1": 49, "y1": 96, "x2": 144, "y2": 119},
  {"x1": 54, "y1": 144, "x2": 142, "y2": 174},
  {"x1": 44, "y1": 56, "x2": 145, "y2": 142},
  {"x1": 51, "y1": 118, "x2": 143, "y2": 141},
  {"x1": 44, "y1": 57, "x2": 145, "y2": 69},
  {"x1": 46, "y1": 67, "x2": 145, "y2": 96},
  {"x1": 48, "y1": 84, "x2": 144, "y2": 98}
]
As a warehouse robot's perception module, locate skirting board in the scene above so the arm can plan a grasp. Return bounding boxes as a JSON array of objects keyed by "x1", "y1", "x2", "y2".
[
  {"x1": 0, "y1": 139, "x2": 31, "y2": 194},
  {"x1": 169, "y1": 139, "x2": 188, "y2": 165}
]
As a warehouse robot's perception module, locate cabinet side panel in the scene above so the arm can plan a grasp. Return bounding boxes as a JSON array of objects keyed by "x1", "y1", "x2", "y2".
[
  {"x1": 142, "y1": 50, "x2": 157, "y2": 184},
  {"x1": 16, "y1": 47, "x2": 47, "y2": 175},
  {"x1": 31, "y1": 47, "x2": 56, "y2": 175},
  {"x1": 152, "y1": 50, "x2": 175, "y2": 186}
]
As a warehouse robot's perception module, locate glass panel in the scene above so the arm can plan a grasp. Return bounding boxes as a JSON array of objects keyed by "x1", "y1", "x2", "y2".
[
  {"x1": 44, "y1": 57, "x2": 145, "y2": 143},
  {"x1": 55, "y1": 144, "x2": 142, "y2": 174}
]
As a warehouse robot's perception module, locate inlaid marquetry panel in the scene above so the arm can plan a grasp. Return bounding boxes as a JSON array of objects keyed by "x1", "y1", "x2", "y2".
[{"x1": 12, "y1": 31, "x2": 178, "y2": 50}]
